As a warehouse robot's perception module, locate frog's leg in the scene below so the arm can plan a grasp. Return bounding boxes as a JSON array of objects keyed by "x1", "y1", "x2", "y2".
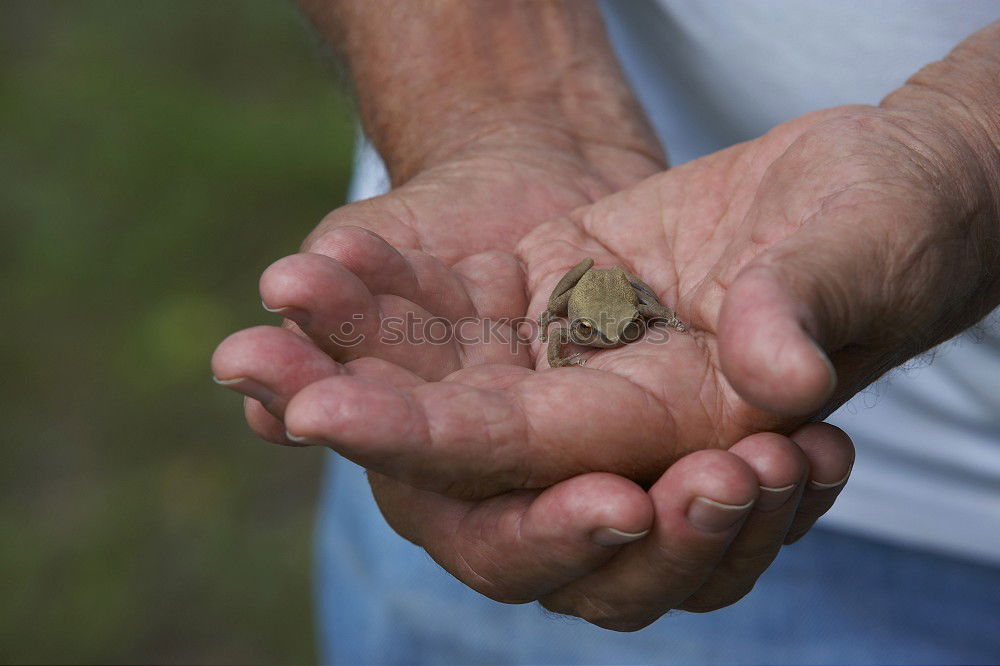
[
  {"x1": 538, "y1": 257, "x2": 594, "y2": 342},
  {"x1": 629, "y1": 273, "x2": 686, "y2": 331},
  {"x1": 547, "y1": 326, "x2": 585, "y2": 367}
]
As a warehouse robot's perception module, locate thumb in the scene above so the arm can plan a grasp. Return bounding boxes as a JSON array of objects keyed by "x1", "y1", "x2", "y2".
[
  {"x1": 716, "y1": 192, "x2": 964, "y2": 417},
  {"x1": 369, "y1": 471, "x2": 654, "y2": 603},
  {"x1": 717, "y1": 262, "x2": 838, "y2": 416}
]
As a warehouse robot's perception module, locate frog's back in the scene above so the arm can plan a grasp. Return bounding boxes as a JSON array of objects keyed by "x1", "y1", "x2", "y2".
[{"x1": 570, "y1": 267, "x2": 638, "y2": 310}]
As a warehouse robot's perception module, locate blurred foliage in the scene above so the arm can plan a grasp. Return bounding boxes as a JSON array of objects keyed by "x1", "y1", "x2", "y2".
[{"x1": 0, "y1": 1, "x2": 355, "y2": 662}]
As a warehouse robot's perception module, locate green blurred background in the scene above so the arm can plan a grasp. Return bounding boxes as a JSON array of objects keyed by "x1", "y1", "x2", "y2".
[{"x1": 1, "y1": 1, "x2": 356, "y2": 662}]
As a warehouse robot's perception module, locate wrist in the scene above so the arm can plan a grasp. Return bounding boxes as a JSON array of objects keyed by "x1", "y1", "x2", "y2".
[
  {"x1": 881, "y1": 21, "x2": 1000, "y2": 217},
  {"x1": 372, "y1": 92, "x2": 663, "y2": 188},
  {"x1": 875, "y1": 21, "x2": 1000, "y2": 325},
  {"x1": 301, "y1": 0, "x2": 663, "y2": 185}
]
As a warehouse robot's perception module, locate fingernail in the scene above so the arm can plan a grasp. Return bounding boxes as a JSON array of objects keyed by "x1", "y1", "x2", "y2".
[
  {"x1": 590, "y1": 527, "x2": 650, "y2": 547},
  {"x1": 262, "y1": 300, "x2": 310, "y2": 327},
  {"x1": 808, "y1": 466, "x2": 852, "y2": 490},
  {"x1": 285, "y1": 430, "x2": 327, "y2": 446},
  {"x1": 756, "y1": 483, "x2": 797, "y2": 512},
  {"x1": 212, "y1": 376, "x2": 275, "y2": 406},
  {"x1": 809, "y1": 338, "x2": 837, "y2": 398},
  {"x1": 687, "y1": 497, "x2": 754, "y2": 533}
]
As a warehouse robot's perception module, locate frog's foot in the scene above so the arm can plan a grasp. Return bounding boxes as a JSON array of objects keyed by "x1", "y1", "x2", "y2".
[
  {"x1": 546, "y1": 328, "x2": 587, "y2": 367},
  {"x1": 639, "y1": 304, "x2": 686, "y2": 332},
  {"x1": 538, "y1": 310, "x2": 555, "y2": 342},
  {"x1": 551, "y1": 353, "x2": 586, "y2": 367}
]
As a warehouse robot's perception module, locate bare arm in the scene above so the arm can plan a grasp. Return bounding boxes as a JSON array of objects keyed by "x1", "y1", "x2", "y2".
[{"x1": 296, "y1": 0, "x2": 664, "y2": 185}]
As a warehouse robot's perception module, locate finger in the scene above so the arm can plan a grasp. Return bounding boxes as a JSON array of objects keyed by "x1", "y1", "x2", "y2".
[
  {"x1": 212, "y1": 325, "x2": 345, "y2": 415},
  {"x1": 213, "y1": 326, "x2": 419, "y2": 446},
  {"x1": 679, "y1": 432, "x2": 808, "y2": 612},
  {"x1": 718, "y1": 264, "x2": 837, "y2": 416},
  {"x1": 259, "y1": 252, "x2": 463, "y2": 379},
  {"x1": 244, "y1": 397, "x2": 294, "y2": 445},
  {"x1": 539, "y1": 450, "x2": 758, "y2": 631},
  {"x1": 283, "y1": 371, "x2": 523, "y2": 496},
  {"x1": 282, "y1": 366, "x2": 676, "y2": 498},
  {"x1": 370, "y1": 471, "x2": 654, "y2": 603},
  {"x1": 450, "y1": 250, "x2": 530, "y2": 321},
  {"x1": 305, "y1": 226, "x2": 477, "y2": 321},
  {"x1": 785, "y1": 422, "x2": 855, "y2": 544}
]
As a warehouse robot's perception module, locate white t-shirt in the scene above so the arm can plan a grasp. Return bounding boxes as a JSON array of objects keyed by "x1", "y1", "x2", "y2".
[{"x1": 600, "y1": 0, "x2": 1000, "y2": 564}]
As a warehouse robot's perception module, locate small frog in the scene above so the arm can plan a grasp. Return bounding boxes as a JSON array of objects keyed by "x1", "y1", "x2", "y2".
[{"x1": 538, "y1": 257, "x2": 685, "y2": 367}]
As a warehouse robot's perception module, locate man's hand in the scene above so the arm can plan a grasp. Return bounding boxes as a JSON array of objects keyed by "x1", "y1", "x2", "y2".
[
  {"x1": 252, "y1": 97, "x2": 993, "y2": 499},
  {"x1": 211, "y1": 105, "x2": 865, "y2": 628},
  {"x1": 211, "y1": 108, "x2": 857, "y2": 624},
  {"x1": 212, "y1": 0, "x2": 856, "y2": 626}
]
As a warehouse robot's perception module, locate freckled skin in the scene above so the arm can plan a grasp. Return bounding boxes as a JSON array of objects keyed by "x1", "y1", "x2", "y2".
[{"x1": 538, "y1": 257, "x2": 685, "y2": 367}]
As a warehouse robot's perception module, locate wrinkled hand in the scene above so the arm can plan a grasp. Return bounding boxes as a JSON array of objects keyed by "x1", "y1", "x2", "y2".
[
  {"x1": 213, "y1": 122, "x2": 856, "y2": 628},
  {"x1": 247, "y1": 104, "x2": 992, "y2": 498}
]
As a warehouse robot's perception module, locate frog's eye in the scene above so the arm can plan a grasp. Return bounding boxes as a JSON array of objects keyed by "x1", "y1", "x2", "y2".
[
  {"x1": 576, "y1": 320, "x2": 592, "y2": 330},
  {"x1": 574, "y1": 319, "x2": 595, "y2": 338}
]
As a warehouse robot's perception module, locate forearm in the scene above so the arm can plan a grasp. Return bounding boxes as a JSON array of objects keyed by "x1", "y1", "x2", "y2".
[
  {"x1": 297, "y1": 0, "x2": 661, "y2": 184},
  {"x1": 881, "y1": 20, "x2": 1000, "y2": 216},
  {"x1": 879, "y1": 21, "x2": 1000, "y2": 321}
]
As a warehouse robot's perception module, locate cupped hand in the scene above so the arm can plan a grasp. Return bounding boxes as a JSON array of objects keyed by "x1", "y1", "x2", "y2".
[
  {"x1": 257, "y1": 104, "x2": 990, "y2": 500},
  {"x1": 218, "y1": 320, "x2": 853, "y2": 627},
  {"x1": 213, "y1": 120, "x2": 855, "y2": 627}
]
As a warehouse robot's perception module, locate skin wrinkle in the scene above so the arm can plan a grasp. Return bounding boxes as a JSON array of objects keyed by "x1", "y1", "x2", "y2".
[
  {"x1": 466, "y1": 506, "x2": 528, "y2": 601},
  {"x1": 450, "y1": 535, "x2": 508, "y2": 600},
  {"x1": 506, "y1": 393, "x2": 542, "y2": 491},
  {"x1": 553, "y1": 587, "x2": 630, "y2": 631},
  {"x1": 698, "y1": 163, "x2": 742, "y2": 252},
  {"x1": 571, "y1": 202, "x2": 678, "y2": 302},
  {"x1": 516, "y1": 228, "x2": 594, "y2": 294},
  {"x1": 418, "y1": 150, "x2": 604, "y2": 244},
  {"x1": 653, "y1": 176, "x2": 679, "y2": 292},
  {"x1": 405, "y1": 250, "x2": 477, "y2": 319},
  {"x1": 443, "y1": 270, "x2": 483, "y2": 324},
  {"x1": 897, "y1": 79, "x2": 999, "y2": 154},
  {"x1": 583, "y1": 188, "x2": 677, "y2": 294},
  {"x1": 466, "y1": 385, "x2": 534, "y2": 492},
  {"x1": 374, "y1": 382, "x2": 438, "y2": 487},
  {"x1": 454, "y1": 252, "x2": 525, "y2": 321},
  {"x1": 755, "y1": 198, "x2": 875, "y2": 343},
  {"x1": 815, "y1": 195, "x2": 945, "y2": 340},
  {"x1": 702, "y1": 363, "x2": 736, "y2": 448},
  {"x1": 414, "y1": 104, "x2": 657, "y2": 193},
  {"x1": 608, "y1": 369, "x2": 680, "y2": 467},
  {"x1": 881, "y1": 116, "x2": 958, "y2": 188}
]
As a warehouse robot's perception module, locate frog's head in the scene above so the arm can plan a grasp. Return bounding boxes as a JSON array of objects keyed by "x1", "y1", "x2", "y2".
[{"x1": 572, "y1": 304, "x2": 643, "y2": 348}]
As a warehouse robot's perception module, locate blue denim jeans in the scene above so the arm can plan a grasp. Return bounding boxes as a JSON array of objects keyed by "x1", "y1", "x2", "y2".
[{"x1": 315, "y1": 456, "x2": 1000, "y2": 665}]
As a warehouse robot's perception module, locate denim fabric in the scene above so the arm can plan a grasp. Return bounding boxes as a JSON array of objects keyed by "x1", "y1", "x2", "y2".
[{"x1": 315, "y1": 455, "x2": 1000, "y2": 665}]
